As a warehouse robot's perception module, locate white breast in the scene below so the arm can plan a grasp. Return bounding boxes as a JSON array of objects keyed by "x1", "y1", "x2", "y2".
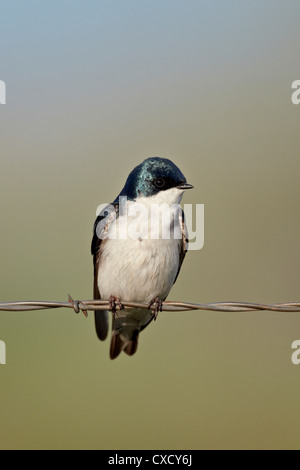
[{"x1": 97, "y1": 188, "x2": 184, "y2": 303}]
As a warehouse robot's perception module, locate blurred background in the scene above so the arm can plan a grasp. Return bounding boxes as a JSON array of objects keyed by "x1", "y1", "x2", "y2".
[{"x1": 0, "y1": 0, "x2": 300, "y2": 450}]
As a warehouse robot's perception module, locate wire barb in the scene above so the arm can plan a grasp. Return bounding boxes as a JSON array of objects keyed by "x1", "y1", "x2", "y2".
[
  {"x1": 68, "y1": 294, "x2": 88, "y2": 317},
  {"x1": 1, "y1": 298, "x2": 300, "y2": 314}
]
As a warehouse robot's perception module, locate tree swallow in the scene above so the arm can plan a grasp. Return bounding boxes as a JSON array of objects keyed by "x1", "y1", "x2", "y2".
[{"x1": 91, "y1": 157, "x2": 193, "y2": 359}]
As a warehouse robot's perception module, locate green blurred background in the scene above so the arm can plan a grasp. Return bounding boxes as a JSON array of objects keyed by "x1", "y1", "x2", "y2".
[{"x1": 1, "y1": 0, "x2": 300, "y2": 450}]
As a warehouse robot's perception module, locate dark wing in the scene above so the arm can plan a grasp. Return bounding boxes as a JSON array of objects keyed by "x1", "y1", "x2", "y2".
[
  {"x1": 173, "y1": 208, "x2": 189, "y2": 285},
  {"x1": 91, "y1": 203, "x2": 118, "y2": 341}
]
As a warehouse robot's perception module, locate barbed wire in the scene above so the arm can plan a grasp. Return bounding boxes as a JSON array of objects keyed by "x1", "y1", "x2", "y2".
[{"x1": 0, "y1": 296, "x2": 300, "y2": 316}]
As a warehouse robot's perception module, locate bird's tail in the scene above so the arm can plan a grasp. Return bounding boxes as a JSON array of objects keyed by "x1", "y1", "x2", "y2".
[{"x1": 110, "y1": 312, "x2": 142, "y2": 359}]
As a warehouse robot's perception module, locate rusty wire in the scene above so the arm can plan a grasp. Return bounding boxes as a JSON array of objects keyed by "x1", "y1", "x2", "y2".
[{"x1": 0, "y1": 297, "x2": 300, "y2": 315}]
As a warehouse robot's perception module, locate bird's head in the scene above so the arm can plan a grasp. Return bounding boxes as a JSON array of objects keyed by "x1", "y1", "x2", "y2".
[{"x1": 117, "y1": 157, "x2": 193, "y2": 204}]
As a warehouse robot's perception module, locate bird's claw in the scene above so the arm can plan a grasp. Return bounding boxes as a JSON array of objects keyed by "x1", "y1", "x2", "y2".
[
  {"x1": 148, "y1": 297, "x2": 163, "y2": 320},
  {"x1": 109, "y1": 296, "x2": 124, "y2": 318}
]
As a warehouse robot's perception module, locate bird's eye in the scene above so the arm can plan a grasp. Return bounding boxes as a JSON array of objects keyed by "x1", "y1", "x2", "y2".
[{"x1": 154, "y1": 178, "x2": 165, "y2": 188}]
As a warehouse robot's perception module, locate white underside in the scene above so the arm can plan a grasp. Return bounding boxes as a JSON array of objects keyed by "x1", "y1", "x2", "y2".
[{"x1": 98, "y1": 188, "x2": 184, "y2": 303}]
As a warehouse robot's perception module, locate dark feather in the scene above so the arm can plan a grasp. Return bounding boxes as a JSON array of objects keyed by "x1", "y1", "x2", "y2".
[
  {"x1": 110, "y1": 332, "x2": 126, "y2": 359},
  {"x1": 124, "y1": 330, "x2": 139, "y2": 356},
  {"x1": 91, "y1": 205, "x2": 118, "y2": 341},
  {"x1": 173, "y1": 208, "x2": 189, "y2": 285}
]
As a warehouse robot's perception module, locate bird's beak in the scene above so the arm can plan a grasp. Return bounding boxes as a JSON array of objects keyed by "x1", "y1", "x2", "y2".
[{"x1": 177, "y1": 182, "x2": 194, "y2": 190}]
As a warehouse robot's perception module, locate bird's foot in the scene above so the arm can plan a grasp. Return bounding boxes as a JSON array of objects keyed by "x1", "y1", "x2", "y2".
[
  {"x1": 109, "y1": 296, "x2": 124, "y2": 318},
  {"x1": 148, "y1": 297, "x2": 163, "y2": 320}
]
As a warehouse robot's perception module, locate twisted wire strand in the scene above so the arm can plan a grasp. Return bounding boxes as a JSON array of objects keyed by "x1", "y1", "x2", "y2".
[{"x1": 0, "y1": 299, "x2": 300, "y2": 314}]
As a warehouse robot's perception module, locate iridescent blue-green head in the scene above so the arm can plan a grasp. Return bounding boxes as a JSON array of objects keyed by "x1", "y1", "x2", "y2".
[{"x1": 117, "y1": 157, "x2": 193, "y2": 201}]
